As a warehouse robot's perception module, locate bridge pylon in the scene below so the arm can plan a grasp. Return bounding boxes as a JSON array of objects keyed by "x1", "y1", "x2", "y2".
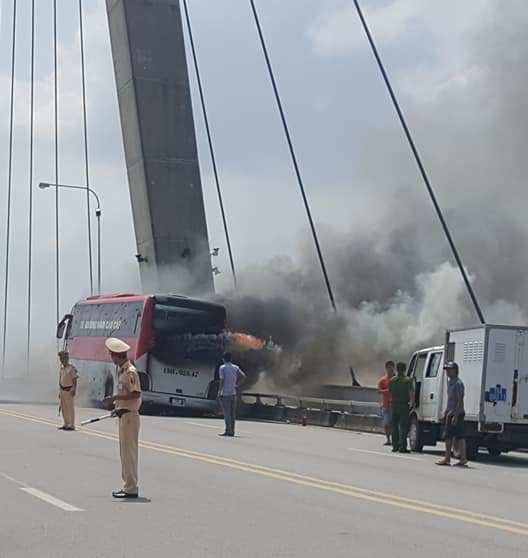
[{"x1": 106, "y1": 0, "x2": 213, "y2": 295}]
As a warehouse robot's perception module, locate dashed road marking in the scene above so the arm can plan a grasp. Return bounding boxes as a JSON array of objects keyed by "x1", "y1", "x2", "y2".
[
  {"x1": 20, "y1": 487, "x2": 84, "y2": 512},
  {"x1": 0, "y1": 471, "x2": 83, "y2": 512}
]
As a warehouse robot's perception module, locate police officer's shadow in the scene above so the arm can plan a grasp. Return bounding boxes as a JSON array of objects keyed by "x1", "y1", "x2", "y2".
[{"x1": 113, "y1": 497, "x2": 151, "y2": 504}]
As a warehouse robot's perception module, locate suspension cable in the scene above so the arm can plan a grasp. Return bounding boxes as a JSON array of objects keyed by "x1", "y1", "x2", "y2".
[
  {"x1": 181, "y1": 0, "x2": 238, "y2": 289},
  {"x1": 53, "y1": 0, "x2": 61, "y2": 331},
  {"x1": 352, "y1": 0, "x2": 485, "y2": 324},
  {"x1": 26, "y1": 0, "x2": 36, "y2": 375},
  {"x1": 248, "y1": 0, "x2": 337, "y2": 311},
  {"x1": 78, "y1": 0, "x2": 94, "y2": 296},
  {"x1": 2, "y1": 0, "x2": 18, "y2": 376}
]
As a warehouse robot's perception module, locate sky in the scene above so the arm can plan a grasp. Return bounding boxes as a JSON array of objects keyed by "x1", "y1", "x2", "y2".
[{"x1": 0, "y1": 0, "x2": 527, "y2": 381}]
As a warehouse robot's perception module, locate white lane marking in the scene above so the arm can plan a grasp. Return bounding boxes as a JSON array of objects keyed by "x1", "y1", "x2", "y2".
[
  {"x1": 347, "y1": 447, "x2": 421, "y2": 462},
  {"x1": 0, "y1": 472, "x2": 24, "y2": 485},
  {"x1": 20, "y1": 487, "x2": 84, "y2": 512},
  {"x1": 1, "y1": 472, "x2": 83, "y2": 512}
]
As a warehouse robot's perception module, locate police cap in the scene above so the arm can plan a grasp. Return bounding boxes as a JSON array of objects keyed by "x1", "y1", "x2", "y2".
[{"x1": 105, "y1": 337, "x2": 130, "y2": 354}]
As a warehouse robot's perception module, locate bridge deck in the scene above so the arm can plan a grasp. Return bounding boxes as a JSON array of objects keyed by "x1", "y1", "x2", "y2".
[{"x1": 0, "y1": 403, "x2": 527, "y2": 557}]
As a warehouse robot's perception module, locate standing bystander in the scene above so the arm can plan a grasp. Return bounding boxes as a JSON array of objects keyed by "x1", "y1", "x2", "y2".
[
  {"x1": 377, "y1": 361, "x2": 395, "y2": 446},
  {"x1": 58, "y1": 351, "x2": 79, "y2": 431},
  {"x1": 437, "y1": 361, "x2": 468, "y2": 467},
  {"x1": 218, "y1": 353, "x2": 247, "y2": 437},
  {"x1": 389, "y1": 362, "x2": 413, "y2": 453}
]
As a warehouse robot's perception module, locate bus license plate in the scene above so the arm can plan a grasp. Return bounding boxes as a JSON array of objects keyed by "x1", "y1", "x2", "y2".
[{"x1": 170, "y1": 397, "x2": 186, "y2": 407}]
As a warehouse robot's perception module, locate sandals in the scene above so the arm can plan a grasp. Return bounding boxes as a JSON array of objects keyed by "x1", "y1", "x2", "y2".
[{"x1": 436, "y1": 460, "x2": 451, "y2": 466}]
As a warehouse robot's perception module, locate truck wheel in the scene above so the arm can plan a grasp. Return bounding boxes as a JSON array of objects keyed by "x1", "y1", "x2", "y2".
[
  {"x1": 408, "y1": 416, "x2": 424, "y2": 452},
  {"x1": 488, "y1": 448, "x2": 502, "y2": 457},
  {"x1": 466, "y1": 438, "x2": 479, "y2": 461}
]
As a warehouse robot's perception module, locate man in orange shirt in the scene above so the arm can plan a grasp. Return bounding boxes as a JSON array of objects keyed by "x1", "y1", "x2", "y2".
[{"x1": 377, "y1": 361, "x2": 395, "y2": 446}]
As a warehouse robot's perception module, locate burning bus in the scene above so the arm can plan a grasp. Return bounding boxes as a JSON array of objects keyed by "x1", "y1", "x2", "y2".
[{"x1": 57, "y1": 293, "x2": 227, "y2": 413}]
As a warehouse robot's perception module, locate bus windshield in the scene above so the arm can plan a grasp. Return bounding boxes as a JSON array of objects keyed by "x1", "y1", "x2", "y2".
[
  {"x1": 152, "y1": 304, "x2": 225, "y2": 334},
  {"x1": 150, "y1": 298, "x2": 226, "y2": 365}
]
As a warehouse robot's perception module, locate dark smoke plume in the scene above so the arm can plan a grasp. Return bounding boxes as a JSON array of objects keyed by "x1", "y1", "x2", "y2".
[{"x1": 217, "y1": 3, "x2": 528, "y2": 392}]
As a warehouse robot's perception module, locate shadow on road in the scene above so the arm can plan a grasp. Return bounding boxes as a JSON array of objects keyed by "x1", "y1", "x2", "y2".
[
  {"x1": 113, "y1": 497, "x2": 151, "y2": 504},
  {"x1": 420, "y1": 448, "x2": 528, "y2": 468}
]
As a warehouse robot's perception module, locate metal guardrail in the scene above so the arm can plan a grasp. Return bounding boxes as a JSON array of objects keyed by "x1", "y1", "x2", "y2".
[
  {"x1": 239, "y1": 391, "x2": 383, "y2": 433},
  {"x1": 240, "y1": 392, "x2": 380, "y2": 416}
]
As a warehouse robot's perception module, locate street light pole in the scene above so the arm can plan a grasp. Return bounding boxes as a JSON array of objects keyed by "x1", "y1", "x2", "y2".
[
  {"x1": 96, "y1": 207, "x2": 101, "y2": 296},
  {"x1": 39, "y1": 182, "x2": 102, "y2": 295}
]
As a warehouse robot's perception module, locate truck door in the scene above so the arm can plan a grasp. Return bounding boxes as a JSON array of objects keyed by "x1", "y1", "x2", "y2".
[
  {"x1": 512, "y1": 329, "x2": 528, "y2": 420},
  {"x1": 421, "y1": 351, "x2": 443, "y2": 421}
]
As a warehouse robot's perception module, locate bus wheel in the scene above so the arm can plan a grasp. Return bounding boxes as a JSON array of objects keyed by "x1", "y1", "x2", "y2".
[{"x1": 408, "y1": 416, "x2": 424, "y2": 452}]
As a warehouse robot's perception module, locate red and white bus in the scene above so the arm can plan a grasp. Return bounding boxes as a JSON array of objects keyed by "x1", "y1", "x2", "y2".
[{"x1": 57, "y1": 293, "x2": 227, "y2": 413}]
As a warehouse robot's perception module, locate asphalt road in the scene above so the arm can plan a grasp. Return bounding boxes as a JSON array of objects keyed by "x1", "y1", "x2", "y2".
[{"x1": 0, "y1": 403, "x2": 527, "y2": 558}]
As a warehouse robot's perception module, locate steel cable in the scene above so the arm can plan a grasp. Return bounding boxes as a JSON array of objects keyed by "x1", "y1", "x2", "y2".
[
  {"x1": 78, "y1": 0, "x2": 94, "y2": 296},
  {"x1": 181, "y1": 0, "x2": 238, "y2": 289},
  {"x1": 248, "y1": 0, "x2": 337, "y2": 311},
  {"x1": 2, "y1": 0, "x2": 18, "y2": 376},
  {"x1": 26, "y1": 0, "x2": 36, "y2": 375},
  {"x1": 53, "y1": 0, "x2": 60, "y2": 331},
  {"x1": 352, "y1": 0, "x2": 485, "y2": 324}
]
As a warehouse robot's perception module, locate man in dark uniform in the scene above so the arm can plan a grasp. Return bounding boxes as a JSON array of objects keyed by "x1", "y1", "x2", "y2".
[{"x1": 389, "y1": 361, "x2": 413, "y2": 453}]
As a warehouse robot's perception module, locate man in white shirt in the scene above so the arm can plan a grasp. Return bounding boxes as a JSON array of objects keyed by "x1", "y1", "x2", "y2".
[{"x1": 218, "y1": 353, "x2": 247, "y2": 437}]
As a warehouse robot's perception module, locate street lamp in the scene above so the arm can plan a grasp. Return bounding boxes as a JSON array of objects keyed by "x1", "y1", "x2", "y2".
[{"x1": 38, "y1": 182, "x2": 102, "y2": 296}]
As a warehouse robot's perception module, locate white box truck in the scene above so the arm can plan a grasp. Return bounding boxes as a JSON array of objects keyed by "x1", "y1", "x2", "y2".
[{"x1": 407, "y1": 324, "x2": 528, "y2": 459}]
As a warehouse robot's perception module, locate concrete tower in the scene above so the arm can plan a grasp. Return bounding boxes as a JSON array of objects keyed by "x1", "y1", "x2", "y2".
[{"x1": 106, "y1": 0, "x2": 213, "y2": 295}]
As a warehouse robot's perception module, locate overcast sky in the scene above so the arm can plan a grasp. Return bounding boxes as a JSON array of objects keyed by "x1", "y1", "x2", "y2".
[{"x1": 0, "y1": 0, "x2": 527, "y2": 373}]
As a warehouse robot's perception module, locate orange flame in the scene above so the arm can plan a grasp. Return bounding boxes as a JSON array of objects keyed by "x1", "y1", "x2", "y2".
[{"x1": 228, "y1": 332, "x2": 265, "y2": 351}]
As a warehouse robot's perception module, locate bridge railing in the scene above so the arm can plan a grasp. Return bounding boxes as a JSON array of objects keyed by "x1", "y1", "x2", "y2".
[
  {"x1": 238, "y1": 391, "x2": 383, "y2": 432},
  {"x1": 240, "y1": 391, "x2": 380, "y2": 414}
]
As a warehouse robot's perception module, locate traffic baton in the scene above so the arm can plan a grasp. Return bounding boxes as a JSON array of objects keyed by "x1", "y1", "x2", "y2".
[{"x1": 80, "y1": 413, "x2": 115, "y2": 426}]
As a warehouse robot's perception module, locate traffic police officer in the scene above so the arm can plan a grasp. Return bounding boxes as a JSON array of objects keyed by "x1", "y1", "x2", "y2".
[
  {"x1": 58, "y1": 351, "x2": 79, "y2": 431},
  {"x1": 389, "y1": 361, "x2": 413, "y2": 453},
  {"x1": 104, "y1": 337, "x2": 142, "y2": 499}
]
